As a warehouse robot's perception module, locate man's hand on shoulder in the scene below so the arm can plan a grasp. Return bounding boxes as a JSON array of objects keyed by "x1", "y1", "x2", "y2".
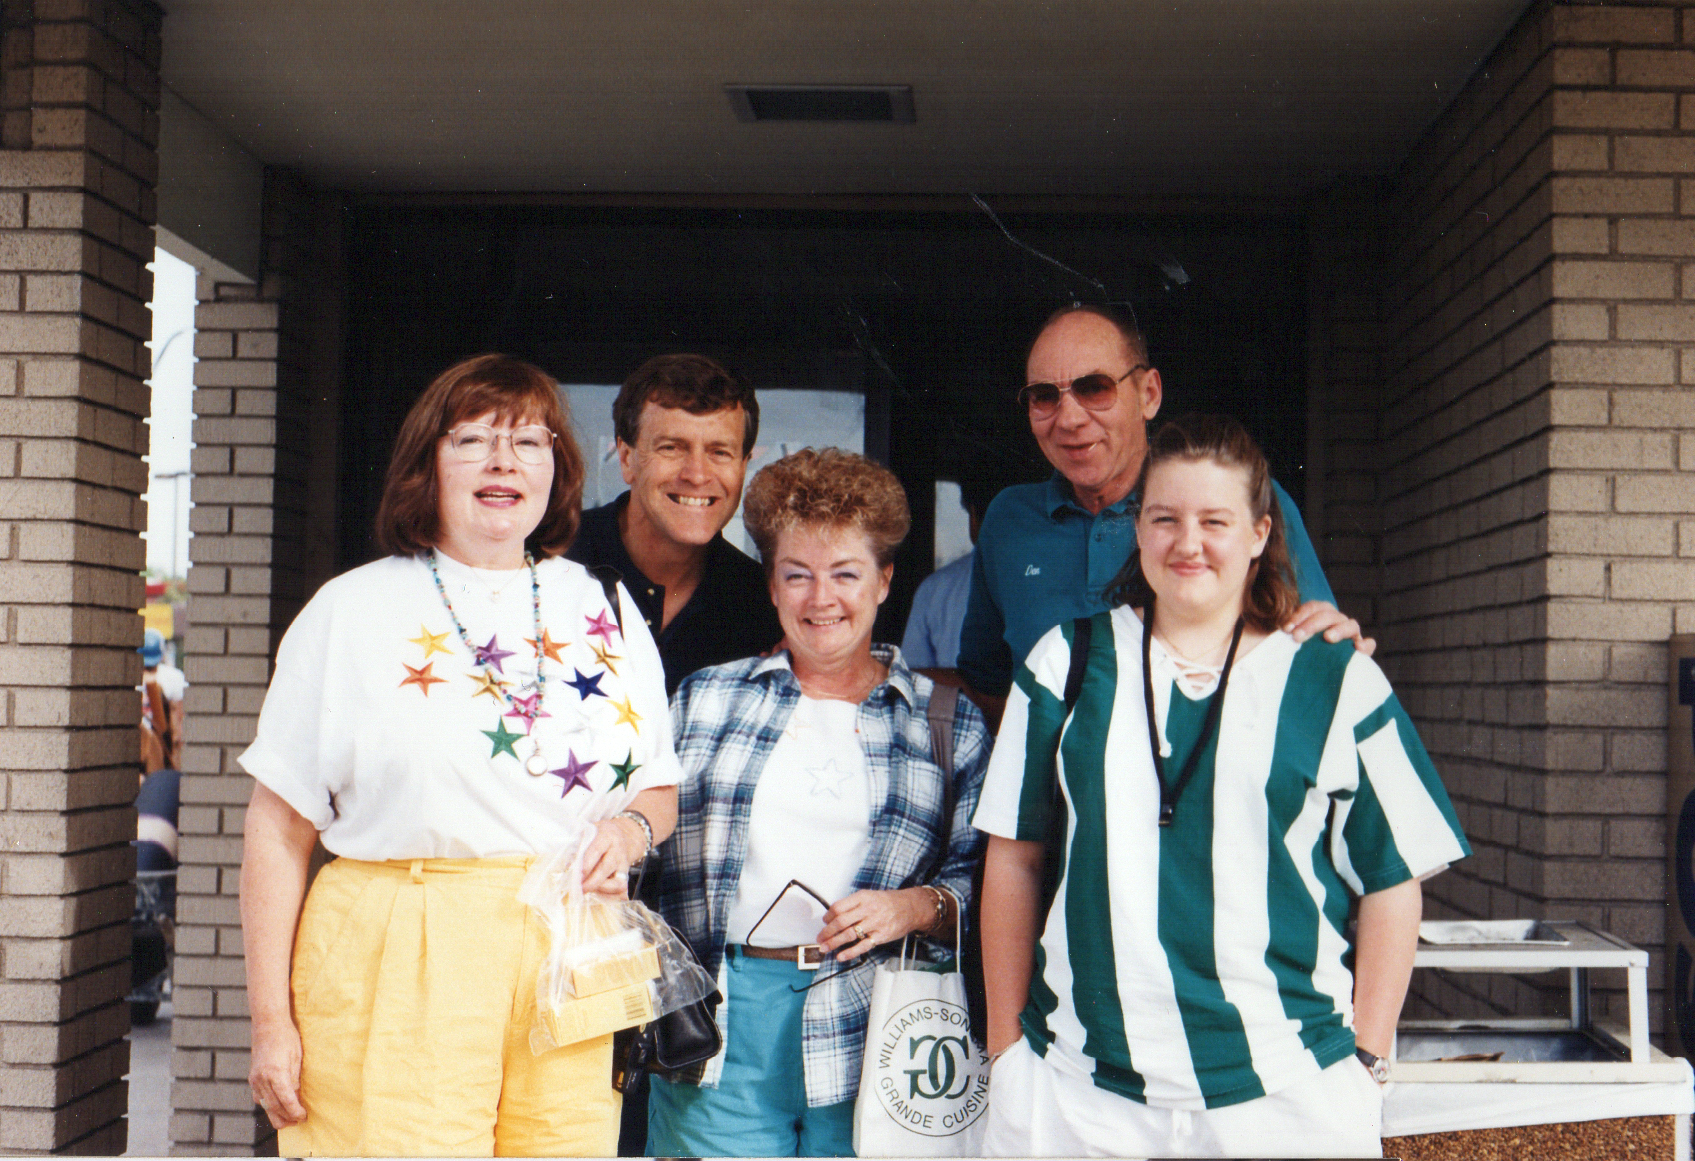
[{"x1": 1284, "y1": 601, "x2": 1376, "y2": 657}]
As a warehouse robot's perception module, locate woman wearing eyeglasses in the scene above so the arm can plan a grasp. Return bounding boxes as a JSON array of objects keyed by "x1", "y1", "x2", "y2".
[
  {"x1": 647, "y1": 449, "x2": 991, "y2": 1157},
  {"x1": 238, "y1": 354, "x2": 681, "y2": 1156},
  {"x1": 974, "y1": 415, "x2": 1469, "y2": 1158}
]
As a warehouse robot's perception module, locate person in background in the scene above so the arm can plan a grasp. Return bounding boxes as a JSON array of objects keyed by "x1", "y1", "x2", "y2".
[
  {"x1": 974, "y1": 414, "x2": 1469, "y2": 1158},
  {"x1": 899, "y1": 478, "x2": 997, "y2": 674},
  {"x1": 239, "y1": 353, "x2": 681, "y2": 1156},
  {"x1": 957, "y1": 304, "x2": 1367, "y2": 727},
  {"x1": 568, "y1": 353, "x2": 781, "y2": 694},
  {"x1": 139, "y1": 627, "x2": 185, "y2": 775},
  {"x1": 649, "y1": 448, "x2": 990, "y2": 1158},
  {"x1": 130, "y1": 762, "x2": 179, "y2": 1025}
]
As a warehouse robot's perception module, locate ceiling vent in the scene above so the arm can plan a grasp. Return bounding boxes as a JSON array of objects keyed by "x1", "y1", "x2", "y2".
[{"x1": 725, "y1": 84, "x2": 915, "y2": 124}]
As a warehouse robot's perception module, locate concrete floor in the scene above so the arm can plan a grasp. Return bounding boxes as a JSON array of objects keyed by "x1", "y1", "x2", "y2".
[{"x1": 125, "y1": 1002, "x2": 172, "y2": 1157}]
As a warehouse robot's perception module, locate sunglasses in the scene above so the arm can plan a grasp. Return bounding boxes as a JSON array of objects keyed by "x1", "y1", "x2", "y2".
[{"x1": 1019, "y1": 365, "x2": 1148, "y2": 417}]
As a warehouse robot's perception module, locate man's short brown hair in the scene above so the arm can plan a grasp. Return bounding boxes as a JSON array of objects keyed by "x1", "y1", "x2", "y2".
[
  {"x1": 612, "y1": 354, "x2": 759, "y2": 457},
  {"x1": 374, "y1": 353, "x2": 585, "y2": 559}
]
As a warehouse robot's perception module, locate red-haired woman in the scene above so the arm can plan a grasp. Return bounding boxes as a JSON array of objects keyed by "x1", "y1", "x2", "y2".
[
  {"x1": 238, "y1": 354, "x2": 680, "y2": 1156},
  {"x1": 649, "y1": 448, "x2": 991, "y2": 1157}
]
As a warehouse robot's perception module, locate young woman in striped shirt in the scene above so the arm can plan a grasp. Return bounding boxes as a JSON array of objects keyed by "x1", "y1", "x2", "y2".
[{"x1": 974, "y1": 414, "x2": 1469, "y2": 1158}]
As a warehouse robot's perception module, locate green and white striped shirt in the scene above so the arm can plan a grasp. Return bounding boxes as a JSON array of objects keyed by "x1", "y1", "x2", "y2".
[{"x1": 973, "y1": 608, "x2": 1469, "y2": 1111}]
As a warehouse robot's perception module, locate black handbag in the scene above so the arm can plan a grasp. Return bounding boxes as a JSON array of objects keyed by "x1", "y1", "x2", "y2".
[
  {"x1": 610, "y1": 855, "x2": 724, "y2": 1094},
  {"x1": 611, "y1": 987, "x2": 723, "y2": 1093}
]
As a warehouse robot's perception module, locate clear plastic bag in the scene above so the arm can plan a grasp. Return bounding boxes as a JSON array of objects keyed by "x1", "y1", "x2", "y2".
[{"x1": 519, "y1": 836, "x2": 715, "y2": 1053}]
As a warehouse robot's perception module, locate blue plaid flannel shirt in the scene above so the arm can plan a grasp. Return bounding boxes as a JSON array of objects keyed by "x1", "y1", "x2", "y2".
[{"x1": 656, "y1": 644, "x2": 990, "y2": 1107}]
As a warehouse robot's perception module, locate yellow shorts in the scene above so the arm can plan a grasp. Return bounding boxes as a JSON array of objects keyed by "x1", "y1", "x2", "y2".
[{"x1": 280, "y1": 856, "x2": 619, "y2": 1157}]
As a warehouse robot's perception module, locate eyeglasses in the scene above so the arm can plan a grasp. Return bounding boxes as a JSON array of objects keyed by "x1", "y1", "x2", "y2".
[
  {"x1": 1019, "y1": 365, "x2": 1148, "y2": 417},
  {"x1": 444, "y1": 423, "x2": 556, "y2": 465}
]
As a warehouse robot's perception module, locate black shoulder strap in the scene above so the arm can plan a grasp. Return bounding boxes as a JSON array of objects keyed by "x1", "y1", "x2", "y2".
[
  {"x1": 587, "y1": 564, "x2": 624, "y2": 630},
  {"x1": 1041, "y1": 615, "x2": 1094, "y2": 917},
  {"x1": 1063, "y1": 615, "x2": 1092, "y2": 710}
]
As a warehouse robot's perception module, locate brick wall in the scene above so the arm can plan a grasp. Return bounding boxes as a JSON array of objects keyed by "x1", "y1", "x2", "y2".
[
  {"x1": 1305, "y1": 181, "x2": 1390, "y2": 633},
  {"x1": 170, "y1": 170, "x2": 341, "y2": 1155},
  {"x1": 1314, "y1": 0, "x2": 1694, "y2": 1030},
  {"x1": 0, "y1": 0, "x2": 161, "y2": 1153}
]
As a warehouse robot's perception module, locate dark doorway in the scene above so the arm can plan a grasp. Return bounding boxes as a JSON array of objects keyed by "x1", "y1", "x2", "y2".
[{"x1": 339, "y1": 203, "x2": 1309, "y2": 638}]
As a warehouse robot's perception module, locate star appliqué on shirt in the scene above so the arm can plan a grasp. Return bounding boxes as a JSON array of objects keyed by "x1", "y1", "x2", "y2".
[
  {"x1": 399, "y1": 661, "x2": 447, "y2": 696},
  {"x1": 482, "y1": 717, "x2": 525, "y2": 760},
  {"x1": 590, "y1": 641, "x2": 622, "y2": 675},
  {"x1": 469, "y1": 670, "x2": 509, "y2": 700},
  {"x1": 608, "y1": 751, "x2": 641, "y2": 790},
  {"x1": 808, "y1": 759, "x2": 854, "y2": 799},
  {"x1": 525, "y1": 628, "x2": 567, "y2": 664},
  {"x1": 475, "y1": 635, "x2": 517, "y2": 673},
  {"x1": 584, "y1": 609, "x2": 620, "y2": 646},
  {"x1": 504, "y1": 690, "x2": 549, "y2": 730},
  {"x1": 566, "y1": 668, "x2": 607, "y2": 700},
  {"x1": 609, "y1": 695, "x2": 642, "y2": 730},
  {"x1": 408, "y1": 625, "x2": 453, "y2": 660},
  {"x1": 550, "y1": 751, "x2": 597, "y2": 797}
]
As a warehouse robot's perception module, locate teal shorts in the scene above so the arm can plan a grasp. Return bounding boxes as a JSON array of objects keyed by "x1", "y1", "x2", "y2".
[{"x1": 647, "y1": 947, "x2": 857, "y2": 1157}]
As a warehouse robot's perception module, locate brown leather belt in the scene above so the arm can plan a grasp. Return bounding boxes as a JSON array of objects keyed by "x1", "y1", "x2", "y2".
[{"x1": 734, "y1": 943, "x2": 824, "y2": 969}]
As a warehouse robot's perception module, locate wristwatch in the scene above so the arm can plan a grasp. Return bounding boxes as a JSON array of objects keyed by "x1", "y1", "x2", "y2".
[{"x1": 1355, "y1": 1047, "x2": 1390, "y2": 1084}]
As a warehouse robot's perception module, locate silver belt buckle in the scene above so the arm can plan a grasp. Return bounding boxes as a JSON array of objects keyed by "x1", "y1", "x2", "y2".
[{"x1": 797, "y1": 944, "x2": 824, "y2": 970}]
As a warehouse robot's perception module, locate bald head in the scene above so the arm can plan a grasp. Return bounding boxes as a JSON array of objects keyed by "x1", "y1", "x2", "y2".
[{"x1": 1029, "y1": 304, "x2": 1147, "y2": 370}]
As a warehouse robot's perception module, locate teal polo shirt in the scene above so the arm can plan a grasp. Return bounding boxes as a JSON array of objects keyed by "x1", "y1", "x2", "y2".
[{"x1": 957, "y1": 474, "x2": 1334, "y2": 698}]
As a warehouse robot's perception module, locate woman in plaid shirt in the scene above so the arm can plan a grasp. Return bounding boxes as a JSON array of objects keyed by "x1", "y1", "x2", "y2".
[{"x1": 649, "y1": 448, "x2": 991, "y2": 1158}]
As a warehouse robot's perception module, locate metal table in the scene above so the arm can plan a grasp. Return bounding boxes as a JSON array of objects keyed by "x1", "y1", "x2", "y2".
[{"x1": 1392, "y1": 919, "x2": 1681, "y2": 1085}]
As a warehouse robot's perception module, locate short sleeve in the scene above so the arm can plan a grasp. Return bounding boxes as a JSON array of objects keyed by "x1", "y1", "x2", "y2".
[
  {"x1": 972, "y1": 620, "x2": 1077, "y2": 842},
  {"x1": 237, "y1": 588, "x2": 346, "y2": 830},
  {"x1": 1328, "y1": 655, "x2": 1470, "y2": 894}
]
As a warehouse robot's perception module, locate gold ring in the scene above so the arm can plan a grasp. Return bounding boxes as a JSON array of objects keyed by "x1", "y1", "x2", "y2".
[{"x1": 854, "y1": 923, "x2": 867, "y2": 940}]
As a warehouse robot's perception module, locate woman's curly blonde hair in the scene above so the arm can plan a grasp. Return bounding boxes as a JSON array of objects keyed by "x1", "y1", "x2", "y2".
[{"x1": 742, "y1": 447, "x2": 911, "y2": 570}]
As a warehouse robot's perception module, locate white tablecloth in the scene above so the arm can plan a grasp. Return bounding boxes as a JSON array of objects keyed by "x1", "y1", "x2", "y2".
[{"x1": 1382, "y1": 1058, "x2": 1694, "y2": 1136}]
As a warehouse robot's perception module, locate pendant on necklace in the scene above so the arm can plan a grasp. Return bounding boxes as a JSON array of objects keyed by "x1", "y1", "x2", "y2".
[{"x1": 525, "y1": 751, "x2": 549, "y2": 777}]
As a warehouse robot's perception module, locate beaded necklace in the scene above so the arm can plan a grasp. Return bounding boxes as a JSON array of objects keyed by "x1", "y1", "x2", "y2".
[{"x1": 428, "y1": 549, "x2": 555, "y2": 777}]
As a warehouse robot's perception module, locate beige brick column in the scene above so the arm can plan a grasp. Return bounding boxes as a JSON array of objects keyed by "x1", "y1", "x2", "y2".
[
  {"x1": 170, "y1": 170, "x2": 342, "y2": 1156},
  {"x1": 1543, "y1": 1, "x2": 1695, "y2": 982},
  {"x1": 0, "y1": 0, "x2": 161, "y2": 1153},
  {"x1": 1305, "y1": 181, "x2": 1389, "y2": 631},
  {"x1": 1345, "y1": 0, "x2": 1695, "y2": 1030}
]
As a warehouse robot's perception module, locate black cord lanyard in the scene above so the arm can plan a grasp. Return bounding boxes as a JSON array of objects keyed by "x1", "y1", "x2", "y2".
[{"x1": 1140, "y1": 597, "x2": 1245, "y2": 828}]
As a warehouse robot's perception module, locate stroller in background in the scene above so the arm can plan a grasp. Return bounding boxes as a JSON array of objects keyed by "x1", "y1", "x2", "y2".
[{"x1": 132, "y1": 768, "x2": 179, "y2": 1026}]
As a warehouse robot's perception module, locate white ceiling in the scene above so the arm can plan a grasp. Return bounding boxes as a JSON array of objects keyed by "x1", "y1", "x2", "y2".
[{"x1": 159, "y1": 1, "x2": 1530, "y2": 198}]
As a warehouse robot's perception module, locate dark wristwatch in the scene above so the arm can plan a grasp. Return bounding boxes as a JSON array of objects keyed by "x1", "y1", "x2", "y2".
[{"x1": 1355, "y1": 1047, "x2": 1390, "y2": 1083}]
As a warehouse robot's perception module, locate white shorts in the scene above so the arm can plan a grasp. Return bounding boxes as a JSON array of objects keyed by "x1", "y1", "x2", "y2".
[{"x1": 980, "y1": 1038, "x2": 1383, "y2": 1159}]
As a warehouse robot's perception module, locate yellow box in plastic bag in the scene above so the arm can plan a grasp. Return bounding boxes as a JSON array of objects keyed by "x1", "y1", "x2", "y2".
[
  {"x1": 539, "y1": 979, "x2": 655, "y2": 1047},
  {"x1": 571, "y1": 944, "x2": 661, "y2": 998}
]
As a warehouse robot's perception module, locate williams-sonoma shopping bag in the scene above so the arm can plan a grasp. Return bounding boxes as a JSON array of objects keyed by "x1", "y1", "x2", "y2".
[{"x1": 852, "y1": 926, "x2": 990, "y2": 1157}]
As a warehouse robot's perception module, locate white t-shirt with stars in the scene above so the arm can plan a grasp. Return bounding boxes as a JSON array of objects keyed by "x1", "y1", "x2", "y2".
[
  {"x1": 239, "y1": 552, "x2": 681, "y2": 859},
  {"x1": 724, "y1": 694, "x2": 874, "y2": 946}
]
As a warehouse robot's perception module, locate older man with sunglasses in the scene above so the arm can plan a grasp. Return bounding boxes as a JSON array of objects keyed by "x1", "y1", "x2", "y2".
[{"x1": 957, "y1": 304, "x2": 1367, "y2": 723}]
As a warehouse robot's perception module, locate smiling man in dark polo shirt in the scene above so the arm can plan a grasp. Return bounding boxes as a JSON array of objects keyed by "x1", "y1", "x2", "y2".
[{"x1": 568, "y1": 353, "x2": 780, "y2": 694}]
